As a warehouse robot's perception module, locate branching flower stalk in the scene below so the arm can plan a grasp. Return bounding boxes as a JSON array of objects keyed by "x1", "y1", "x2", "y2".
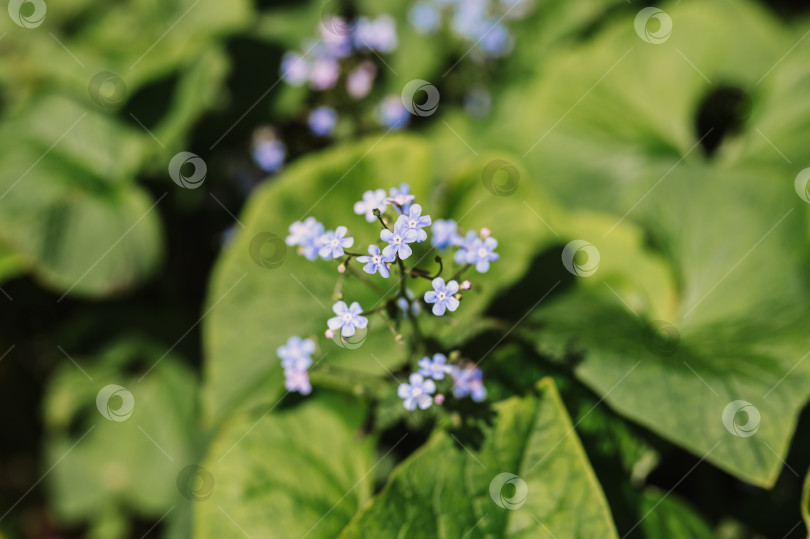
[{"x1": 278, "y1": 183, "x2": 498, "y2": 410}]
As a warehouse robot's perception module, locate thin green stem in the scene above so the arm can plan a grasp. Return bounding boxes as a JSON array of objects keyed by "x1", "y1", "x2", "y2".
[
  {"x1": 409, "y1": 255, "x2": 443, "y2": 281},
  {"x1": 360, "y1": 305, "x2": 388, "y2": 317},
  {"x1": 451, "y1": 263, "x2": 472, "y2": 282},
  {"x1": 332, "y1": 271, "x2": 346, "y2": 301},
  {"x1": 396, "y1": 256, "x2": 423, "y2": 352},
  {"x1": 377, "y1": 311, "x2": 404, "y2": 342},
  {"x1": 372, "y1": 209, "x2": 390, "y2": 231},
  {"x1": 346, "y1": 264, "x2": 386, "y2": 295}
]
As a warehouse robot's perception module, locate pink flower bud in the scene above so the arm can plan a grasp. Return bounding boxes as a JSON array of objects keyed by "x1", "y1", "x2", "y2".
[
  {"x1": 480, "y1": 227, "x2": 491, "y2": 238},
  {"x1": 325, "y1": 329, "x2": 336, "y2": 339},
  {"x1": 337, "y1": 264, "x2": 346, "y2": 274},
  {"x1": 460, "y1": 280, "x2": 472, "y2": 290},
  {"x1": 434, "y1": 394, "x2": 445, "y2": 405}
]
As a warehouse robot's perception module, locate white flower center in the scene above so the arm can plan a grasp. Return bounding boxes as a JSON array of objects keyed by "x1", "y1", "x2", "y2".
[
  {"x1": 372, "y1": 255, "x2": 381, "y2": 264},
  {"x1": 477, "y1": 247, "x2": 488, "y2": 258},
  {"x1": 332, "y1": 239, "x2": 340, "y2": 247},
  {"x1": 409, "y1": 219, "x2": 417, "y2": 228},
  {"x1": 412, "y1": 387, "x2": 423, "y2": 396},
  {"x1": 438, "y1": 292, "x2": 446, "y2": 300},
  {"x1": 343, "y1": 313, "x2": 352, "y2": 322},
  {"x1": 394, "y1": 236, "x2": 401, "y2": 244}
]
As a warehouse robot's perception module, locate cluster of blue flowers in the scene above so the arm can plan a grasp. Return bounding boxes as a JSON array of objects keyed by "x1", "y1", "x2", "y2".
[
  {"x1": 252, "y1": 3, "x2": 533, "y2": 174},
  {"x1": 281, "y1": 182, "x2": 496, "y2": 410},
  {"x1": 398, "y1": 353, "x2": 487, "y2": 410},
  {"x1": 327, "y1": 301, "x2": 368, "y2": 338},
  {"x1": 251, "y1": 14, "x2": 407, "y2": 174},
  {"x1": 432, "y1": 221, "x2": 499, "y2": 274},
  {"x1": 276, "y1": 336, "x2": 316, "y2": 395},
  {"x1": 281, "y1": 15, "x2": 397, "y2": 91},
  {"x1": 279, "y1": 14, "x2": 409, "y2": 133},
  {"x1": 408, "y1": 0, "x2": 533, "y2": 58}
]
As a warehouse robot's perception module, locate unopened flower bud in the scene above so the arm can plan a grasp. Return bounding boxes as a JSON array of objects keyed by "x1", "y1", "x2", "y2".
[
  {"x1": 460, "y1": 280, "x2": 472, "y2": 290},
  {"x1": 480, "y1": 227, "x2": 491, "y2": 238},
  {"x1": 337, "y1": 263, "x2": 346, "y2": 274},
  {"x1": 325, "y1": 329, "x2": 336, "y2": 339},
  {"x1": 434, "y1": 394, "x2": 445, "y2": 405}
]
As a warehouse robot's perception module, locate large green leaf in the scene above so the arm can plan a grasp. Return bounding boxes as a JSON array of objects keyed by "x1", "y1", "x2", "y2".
[
  {"x1": 0, "y1": 0, "x2": 251, "y2": 105},
  {"x1": 636, "y1": 489, "x2": 714, "y2": 539},
  {"x1": 200, "y1": 134, "x2": 559, "y2": 426},
  {"x1": 524, "y1": 166, "x2": 810, "y2": 486},
  {"x1": 43, "y1": 337, "x2": 197, "y2": 536},
  {"x1": 193, "y1": 393, "x2": 375, "y2": 539},
  {"x1": 479, "y1": 0, "x2": 810, "y2": 487},
  {"x1": 0, "y1": 96, "x2": 163, "y2": 297},
  {"x1": 340, "y1": 378, "x2": 617, "y2": 538}
]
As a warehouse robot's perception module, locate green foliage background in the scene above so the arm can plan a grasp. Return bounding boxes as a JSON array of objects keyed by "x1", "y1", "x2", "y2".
[{"x1": 1, "y1": 0, "x2": 810, "y2": 537}]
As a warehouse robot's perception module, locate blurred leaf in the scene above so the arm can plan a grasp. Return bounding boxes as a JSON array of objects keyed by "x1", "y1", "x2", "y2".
[
  {"x1": 340, "y1": 378, "x2": 618, "y2": 538},
  {"x1": 43, "y1": 337, "x2": 197, "y2": 532},
  {"x1": 254, "y1": 2, "x2": 325, "y2": 48},
  {"x1": 151, "y1": 45, "x2": 232, "y2": 153},
  {"x1": 637, "y1": 489, "x2": 715, "y2": 539},
  {"x1": 0, "y1": 242, "x2": 27, "y2": 284},
  {"x1": 193, "y1": 393, "x2": 374, "y2": 539},
  {"x1": 0, "y1": 96, "x2": 163, "y2": 296},
  {"x1": 516, "y1": 0, "x2": 788, "y2": 163},
  {"x1": 0, "y1": 0, "x2": 252, "y2": 103},
  {"x1": 801, "y1": 473, "x2": 810, "y2": 530}
]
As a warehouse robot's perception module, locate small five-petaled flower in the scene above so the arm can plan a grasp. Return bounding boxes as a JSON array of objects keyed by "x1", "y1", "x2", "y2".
[
  {"x1": 396, "y1": 204, "x2": 431, "y2": 242},
  {"x1": 327, "y1": 301, "x2": 368, "y2": 338},
  {"x1": 424, "y1": 277, "x2": 460, "y2": 315},
  {"x1": 418, "y1": 353, "x2": 452, "y2": 380},
  {"x1": 357, "y1": 244, "x2": 394, "y2": 278},
  {"x1": 398, "y1": 373, "x2": 436, "y2": 410},
  {"x1": 381, "y1": 220, "x2": 418, "y2": 260},
  {"x1": 319, "y1": 226, "x2": 354, "y2": 260}
]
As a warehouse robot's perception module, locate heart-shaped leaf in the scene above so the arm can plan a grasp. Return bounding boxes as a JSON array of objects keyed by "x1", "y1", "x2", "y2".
[
  {"x1": 340, "y1": 378, "x2": 618, "y2": 538},
  {"x1": 193, "y1": 393, "x2": 375, "y2": 539}
]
